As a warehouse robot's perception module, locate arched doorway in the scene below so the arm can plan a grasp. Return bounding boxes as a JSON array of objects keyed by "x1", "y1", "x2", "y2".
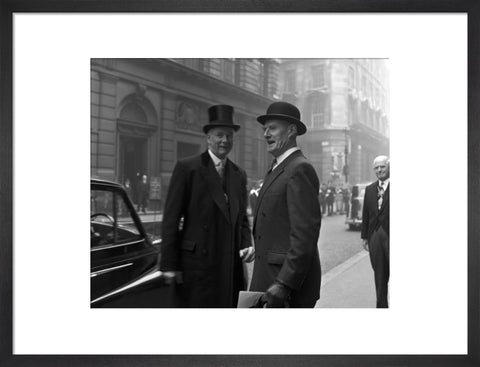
[{"x1": 117, "y1": 99, "x2": 157, "y2": 204}]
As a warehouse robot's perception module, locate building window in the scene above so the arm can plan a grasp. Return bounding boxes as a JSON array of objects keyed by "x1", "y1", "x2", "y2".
[
  {"x1": 361, "y1": 103, "x2": 368, "y2": 125},
  {"x1": 348, "y1": 98, "x2": 356, "y2": 125},
  {"x1": 172, "y1": 58, "x2": 201, "y2": 71},
  {"x1": 285, "y1": 69, "x2": 296, "y2": 93},
  {"x1": 348, "y1": 66, "x2": 354, "y2": 89},
  {"x1": 361, "y1": 75, "x2": 367, "y2": 94},
  {"x1": 312, "y1": 64, "x2": 325, "y2": 88},
  {"x1": 258, "y1": 60, "x2": 269, "y2": 96},
  {"x1": 222, "y1": 58, "x2": 235, "y2": 83},
  {"x1": 311, "y1": 97, "x2": 326, "y2": 128}
]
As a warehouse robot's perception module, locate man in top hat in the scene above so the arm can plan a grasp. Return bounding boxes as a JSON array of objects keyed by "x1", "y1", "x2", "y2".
[
  {"x1": 361, "y1": 155, "x2": 390, "y2": 308},
  {"x1": 249, "y1": 101, "x2": 322, "y2": 308},
  {"x1": 160, "y1": 105, "x2": 254, "y2": 308}
]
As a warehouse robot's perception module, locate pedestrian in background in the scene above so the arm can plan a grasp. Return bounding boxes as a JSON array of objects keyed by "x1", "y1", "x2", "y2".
[
  {"x1": 137, "y1": 174, "x2": 149, "y2": 213},
  {"x1": 249, "y1": 101, "x2": 322, "y2": 308},
  {"x1": 361, "y1": 155, "x2": 390, "y2": 308},
  {"x1": 124, "y1": 178, "x2": 133, "y2": 200},
  {"x1": 160, "y1": 105, "x2": 254, "y2": 308},
  {"x1": 335, "y1": 186, "x2": 344, "y2": 214},
  {"x1": 326, "y1": 185, "x2": 335, "y2": 216},
  {"x1": 318, "y1": 185, "x2": 326, "y2": 217}
]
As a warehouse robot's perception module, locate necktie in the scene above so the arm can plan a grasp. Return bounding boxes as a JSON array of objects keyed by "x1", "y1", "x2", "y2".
[
  {"x1": 377, "y1": 181, "x2": 384, "y2": 210},
  {"x1": 216, "y1": 160, "x2": 225, "y2": 179},
  {"x1": 268, "y1": 159, "x2": 277, "y2": 174}
]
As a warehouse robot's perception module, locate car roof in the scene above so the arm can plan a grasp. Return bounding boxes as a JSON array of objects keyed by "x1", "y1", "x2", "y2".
[{"x1": 91, "y1": 178, "x2": 123, "y2": 189}]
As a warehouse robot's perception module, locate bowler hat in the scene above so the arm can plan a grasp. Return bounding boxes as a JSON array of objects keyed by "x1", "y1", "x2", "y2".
[
  {"x1": 257, "y1": 101, "x2": 307, "y2": 135},
  {"x1": 203, "y1": 105, "x2": 240, "y2": 134}
]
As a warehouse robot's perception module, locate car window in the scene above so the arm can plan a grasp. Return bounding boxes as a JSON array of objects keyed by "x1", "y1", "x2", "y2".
[{"x1": 91, "y1": 188, "x2": 142, "y2": 248}]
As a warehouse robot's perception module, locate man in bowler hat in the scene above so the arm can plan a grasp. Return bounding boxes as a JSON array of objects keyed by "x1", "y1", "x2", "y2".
[
  {"x1": 160, "y1": 105, "x2": 254, "y2": 307},
  {"x1": 361, "y1": 155, "x2": 390, "y2": 308},
  {"x1": 249, "y1": 101, "x2": 322, "y2": 308}
]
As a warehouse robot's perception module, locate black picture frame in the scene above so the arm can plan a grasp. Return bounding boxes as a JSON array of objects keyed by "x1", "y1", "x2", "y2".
[{"x1": 1, "y1": 1, "x2": 478, "y2": 366}]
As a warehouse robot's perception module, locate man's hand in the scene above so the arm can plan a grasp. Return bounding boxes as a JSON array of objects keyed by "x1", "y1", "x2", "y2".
[
  {"x1": 362, "y1": 239, "x2": 369, "y2": 252},
  {"x1": 162, "y1": 271, "x2": 183, "y2": 285},
  {"x1": 239, "y1": 246, "x2": 255, "y2": 263},
  {"x1": 261, "y1": 282, "x2": 291, "y2": 308}
]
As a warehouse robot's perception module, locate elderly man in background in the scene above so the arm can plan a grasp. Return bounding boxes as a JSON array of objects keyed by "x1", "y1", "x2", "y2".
[{"x1": 361, "y1": 155, "x2": 390, "y2": 308}]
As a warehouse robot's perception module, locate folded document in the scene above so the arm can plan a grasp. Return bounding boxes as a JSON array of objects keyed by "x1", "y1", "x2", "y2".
[{"x1": 237, "y1": 291, "x2": 265, "y2": 308}]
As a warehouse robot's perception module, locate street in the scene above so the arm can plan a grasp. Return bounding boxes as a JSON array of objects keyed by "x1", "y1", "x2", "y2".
[{"x1": 318, "y1": 213, "x2": 363, "y2": 274}]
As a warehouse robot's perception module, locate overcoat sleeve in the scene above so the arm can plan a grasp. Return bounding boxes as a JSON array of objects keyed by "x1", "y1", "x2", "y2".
[
  {"x1": 361, "y1": 185, "x2": 371, "y2": 240},
  {"x1": 239, "y1": 169, "x2": 252, "y2": 250},
  {"x1": 276, "y1": 163, "x2": 321, "y2": 291},
  {"x1": 159, "y1": 162, "x2": 189, "y2": 271}
]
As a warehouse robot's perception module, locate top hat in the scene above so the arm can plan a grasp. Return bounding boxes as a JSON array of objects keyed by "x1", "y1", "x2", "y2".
[
  {"x1": 257, "y1": 101, "x2": 307, "y2": 135},
  {"x1": 203, "y1": 105, "x2": 240, "y2": 134}
]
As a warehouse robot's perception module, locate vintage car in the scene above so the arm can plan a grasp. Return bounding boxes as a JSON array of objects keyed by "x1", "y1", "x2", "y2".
[
  {"x1": 90, "y1": 179, "x2": 171, "y2": 307},
  {"x1": 345, "y1": 182, "x2": 370, "y2": 230}
]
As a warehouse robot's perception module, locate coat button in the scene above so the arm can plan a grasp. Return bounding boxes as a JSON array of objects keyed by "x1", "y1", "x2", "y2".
[
  {"x1": 202, "y1": 249, "x2": 208, "y2": 255},
  {"x1": 203, "y1": 225, "x2": 208, "y2": 231}
]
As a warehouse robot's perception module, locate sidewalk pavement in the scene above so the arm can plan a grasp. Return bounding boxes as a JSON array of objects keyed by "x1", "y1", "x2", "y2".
[{"x1": 316, "y1": 251, "x2": 376, "y2": 308}]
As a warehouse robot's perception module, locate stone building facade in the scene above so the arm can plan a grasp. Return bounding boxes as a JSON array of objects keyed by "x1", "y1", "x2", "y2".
[
  {"x1": 91, "y1": 58, "x2": 278, "y2": 209},
  {"x1": 279, "y1": 58, "x2": 390, "y2": 186}
]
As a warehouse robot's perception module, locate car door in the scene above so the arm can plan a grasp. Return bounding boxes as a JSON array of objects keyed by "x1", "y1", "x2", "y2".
[{"x1": 90, "y1": 184, "x2": 159, "y2": 304}]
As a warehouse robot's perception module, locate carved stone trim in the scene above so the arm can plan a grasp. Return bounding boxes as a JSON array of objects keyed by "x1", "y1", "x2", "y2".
[{"x1": 175, "y1": 98, "x2": 203, "y2": 133}]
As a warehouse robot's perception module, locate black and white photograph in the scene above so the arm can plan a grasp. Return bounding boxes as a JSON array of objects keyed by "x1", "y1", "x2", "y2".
[
  {"x1": 3, "y1": 8, "x2": 476, "y2": 366},
  {"x1": 89, "y1": 58, "x2": 390, "y2": 309}
]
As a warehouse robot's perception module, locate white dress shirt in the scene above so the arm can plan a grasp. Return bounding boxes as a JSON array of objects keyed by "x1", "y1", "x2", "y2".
[
  {"x1": 208, "y1": 149, "x2": 226, "y2": 177},
  {"x1": 271, "y1": 147, "x2": 301, "y2": 171}
]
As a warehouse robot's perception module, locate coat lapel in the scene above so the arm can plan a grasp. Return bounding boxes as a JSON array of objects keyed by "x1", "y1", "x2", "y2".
[
  {"x1": 254, "y1": 150, "x2": 303, "y2": 222},
  {"x1": 225, "y1": 160, "x2": 240, "y2": 225},
  {"x1": 200, "y1": 151, "x2": 230, "y2": 222},
  {"x1": 378, "y1": 183, "x2": 389, "y2": 215}
]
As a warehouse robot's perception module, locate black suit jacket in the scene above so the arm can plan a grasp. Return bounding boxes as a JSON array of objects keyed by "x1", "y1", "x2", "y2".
[{"x1": 361, "y1": 181, "x2": 390, "y2": 240}]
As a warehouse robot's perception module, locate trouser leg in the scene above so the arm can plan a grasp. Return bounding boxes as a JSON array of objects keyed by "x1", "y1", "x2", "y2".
[{"x1": 368, "y1": 227, "x2": 390, "y2": 308}]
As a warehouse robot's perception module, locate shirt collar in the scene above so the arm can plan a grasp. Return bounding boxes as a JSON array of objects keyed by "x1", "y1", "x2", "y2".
[
  {"x1": 272, "y1": 147, "x2": 300, "y2": 170},
  {"x1": 379, "y1": 178, "x2": 390, "y2": 188},
  {"x1": 208, "y1": 149, "x2": 226, "y2": 166}
]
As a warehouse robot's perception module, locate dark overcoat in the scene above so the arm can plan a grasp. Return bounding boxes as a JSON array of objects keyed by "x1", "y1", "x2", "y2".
[
  {"x1": 361, "y1": 180, "x2": 390, "y2": 308},
  {"x1": 160, "y1": 151, "x2": 252, "y2": 307},
  {"x1": 361, "y1": 181, "x2": 390, "y2": 241},
  {"x1": 249, "y1": 150, "x2": 322, "y2": 307}
]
